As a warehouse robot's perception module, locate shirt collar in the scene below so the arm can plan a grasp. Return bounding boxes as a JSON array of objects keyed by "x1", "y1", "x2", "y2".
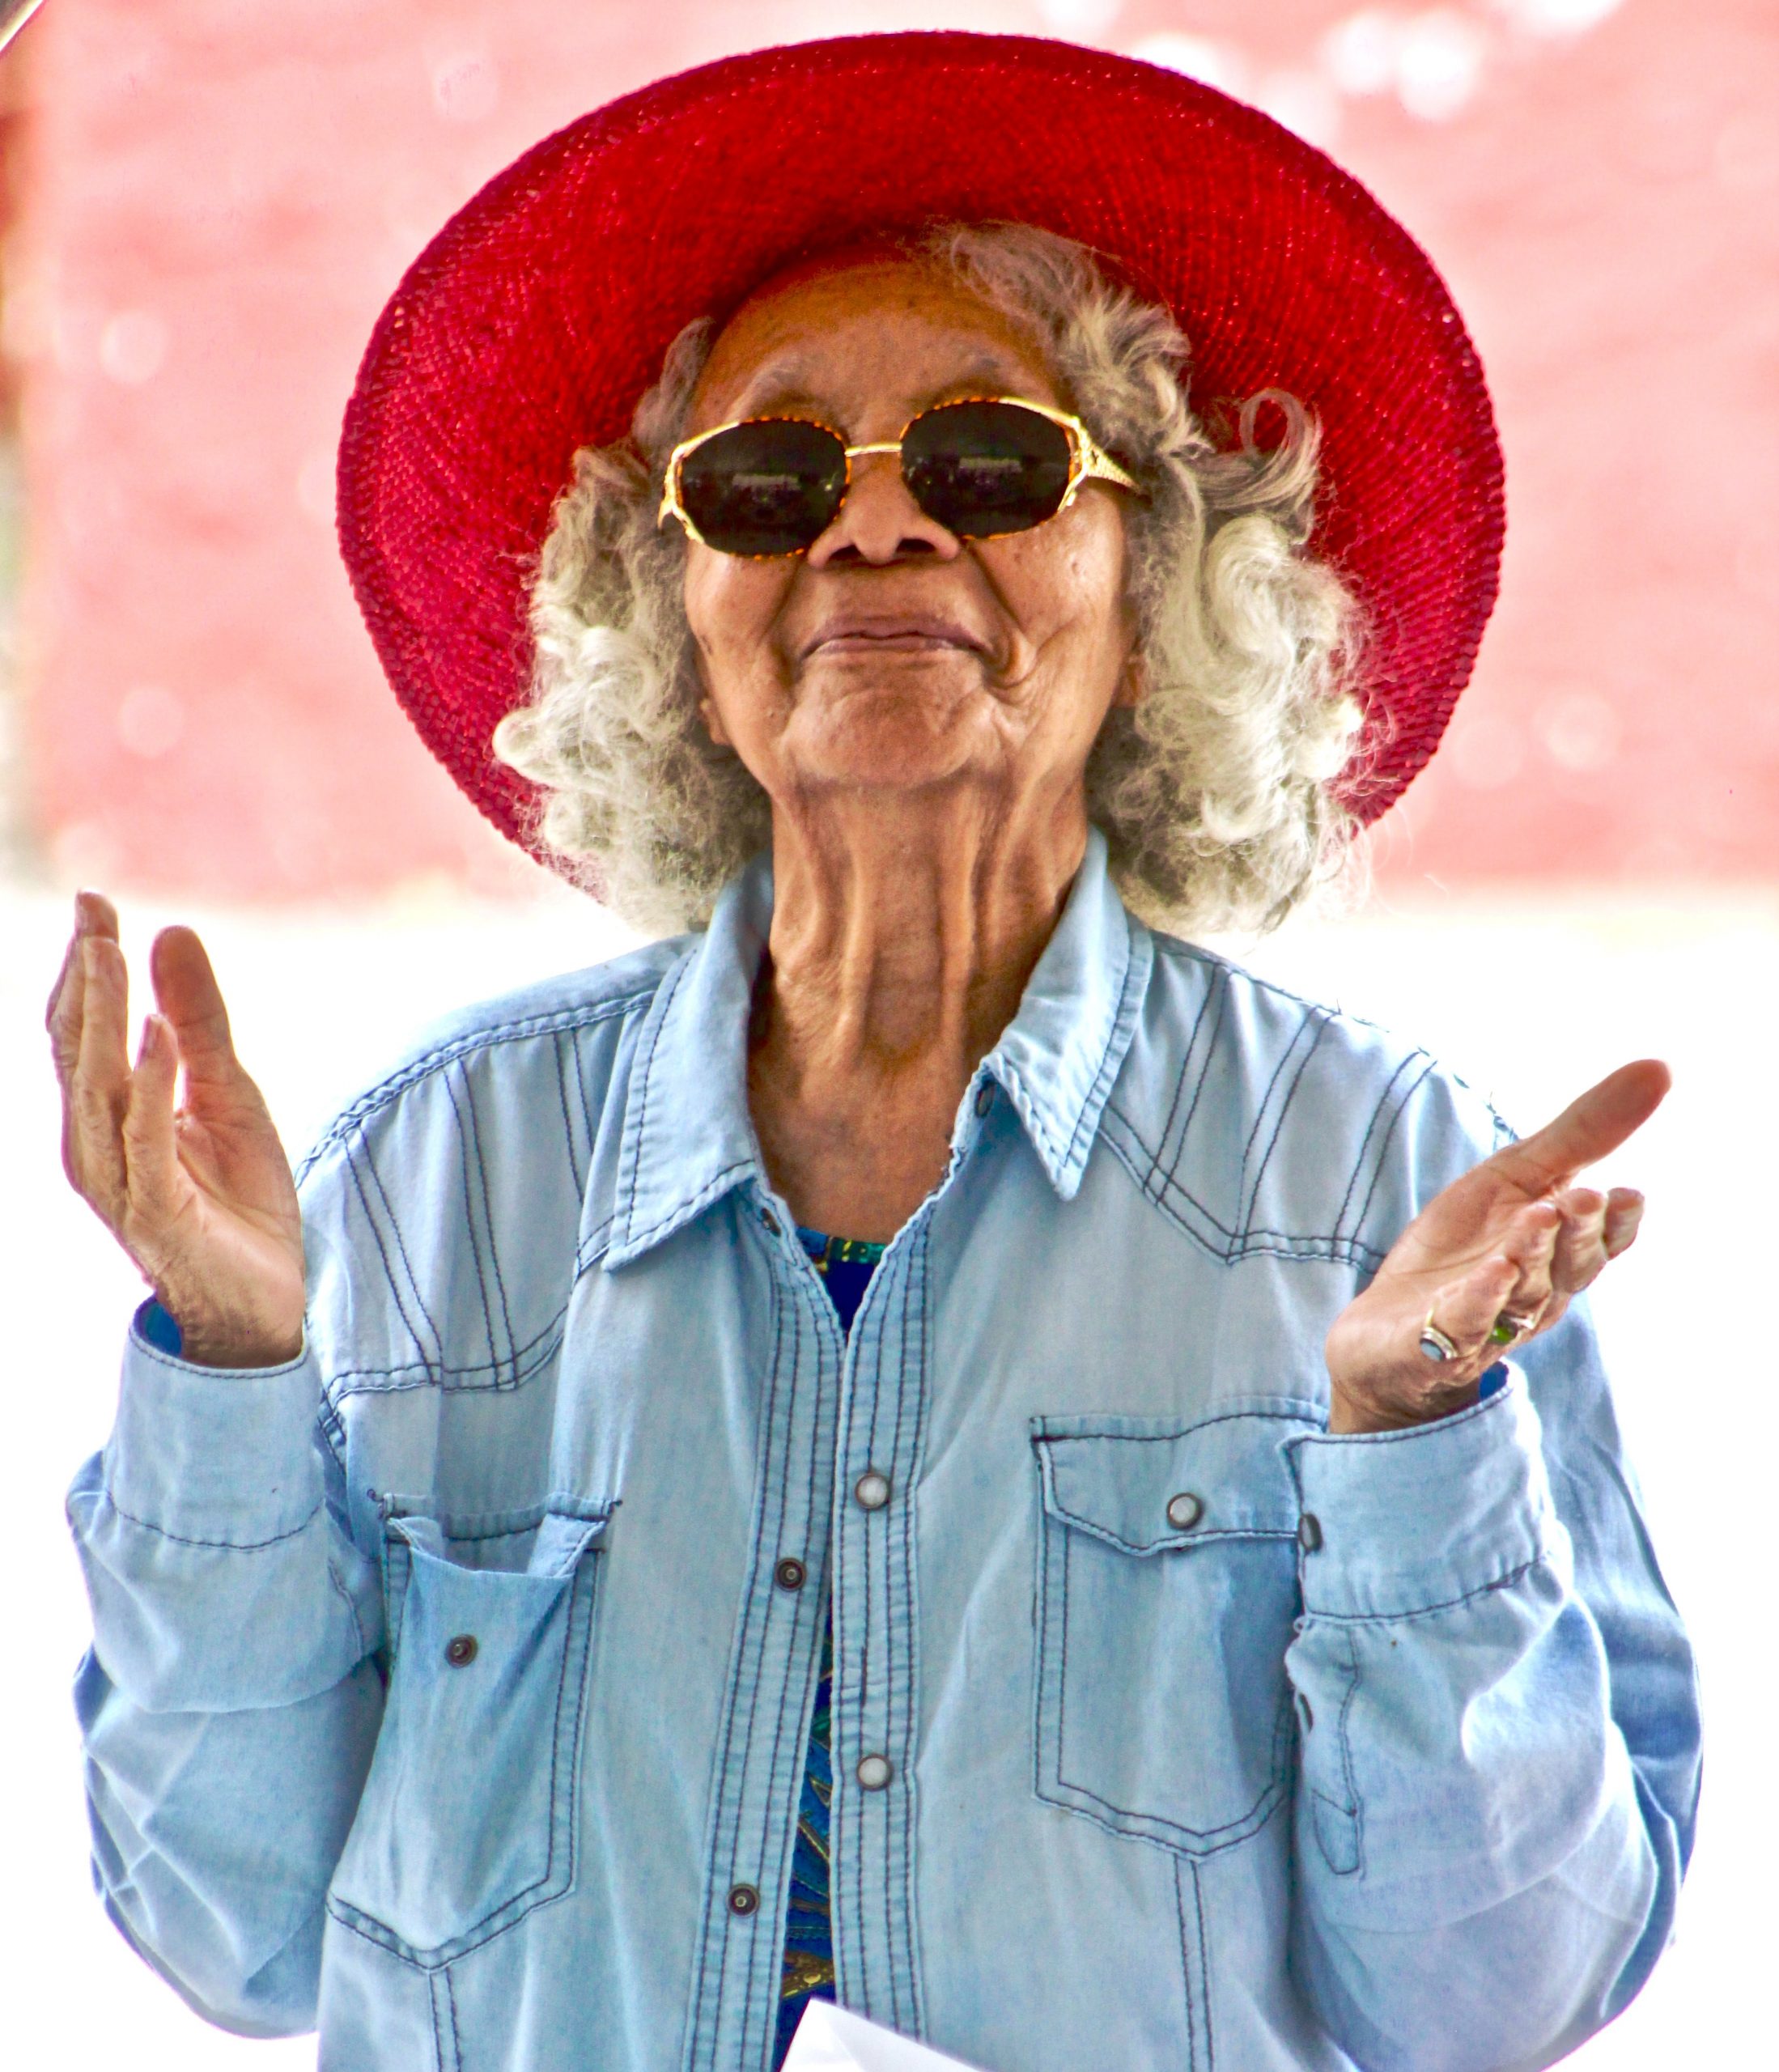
[{"x1": 604, "y1": 827, "x2": 1153, "y2": 1267}]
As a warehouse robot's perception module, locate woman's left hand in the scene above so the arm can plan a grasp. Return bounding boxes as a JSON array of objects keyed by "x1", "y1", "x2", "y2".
[{"x1": 1324, "y1": 1059, "x2": 1671, "y2": 1435}]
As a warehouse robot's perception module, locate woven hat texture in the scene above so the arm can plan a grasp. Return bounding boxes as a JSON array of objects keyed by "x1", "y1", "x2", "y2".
[{"x1": 338, "y1": 30, "x2": 1505, "y2": 864}]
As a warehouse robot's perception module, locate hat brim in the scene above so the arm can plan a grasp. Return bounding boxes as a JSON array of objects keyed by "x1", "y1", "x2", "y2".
[{"x1": 338, "y1": 31, "x2": 1504, "y2": 864}]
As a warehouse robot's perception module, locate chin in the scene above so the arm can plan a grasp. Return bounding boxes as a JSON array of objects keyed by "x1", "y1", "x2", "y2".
[{"x1": 795, "y1": 684, "x2": 996, "y2": 792}]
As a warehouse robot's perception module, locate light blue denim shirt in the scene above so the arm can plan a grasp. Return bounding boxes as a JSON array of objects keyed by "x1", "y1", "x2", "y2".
[{"x1": 66, "y1": 831, "x2": 1700, "y2": 2072}]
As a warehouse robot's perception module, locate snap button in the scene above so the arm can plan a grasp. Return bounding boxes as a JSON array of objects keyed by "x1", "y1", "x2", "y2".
[
  {"x1": 856, "y1": 1753, "x2": 892, "y2": 1791},
  {"x1": 759, "y1": 1208, "x2": 781, "y2": 1236},
  {"x1": 775, "y1": 1556, "x2": 807, "y2": 1591},
  {"x1": 974, "y1": 1082, "x2": 995, "y2": 1116},
  {"x1": 854, "y1": 1470, "x2": 892, "y2": 1511},
  {"x1": 1297, "y1": 1512, "x2": 1323, "y2": 1553},
  {"x1": 1165, "y1": 1491, "x2": 1203, "y2": 1532},
  {"x1": 444, "y1": 1633, "x2": 478, "y2": 1667},
  {"x1": 727, "y1": 1883, "x2": 760, "y2": 1917}
]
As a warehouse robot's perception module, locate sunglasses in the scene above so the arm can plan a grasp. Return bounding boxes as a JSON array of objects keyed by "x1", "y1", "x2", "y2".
[{"x1": 657, "y1": 396, "x2": 1142, "y2": 558}]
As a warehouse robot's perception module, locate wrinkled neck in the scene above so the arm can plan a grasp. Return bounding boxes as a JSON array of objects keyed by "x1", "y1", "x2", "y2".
[{"x1": 754, "y1": 781, "x2": 1087, "y2": 1085}]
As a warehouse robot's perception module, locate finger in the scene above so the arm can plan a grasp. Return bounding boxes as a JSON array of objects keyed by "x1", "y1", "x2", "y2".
[
  {"x1": 1439, "y1": 1201, "x2": 1560, "y2": 1352},
  {"x1": 75, "y1": 887, "x2": 121, "y2": 942},
  {"x1": 1603, "y1": 1187, "x2": 1645, "y2": 1259},
  {"x1": 69, "y1": 936, "x2": 131, "y2": 1216},
  {"x1": 149, "y1": 927, "x2": 241, "y2": 1090},
  {"x1": 120, "y1": 1015, "x2": 187, "y2": 1240},
  {"x1": 46, "y1": 936, "x2": 87, "y2": 1086},
  {"x1": 74, "y1": 937, "x2": 130, "y2": 1096},
  {"x1": 45, "y1": 890, "x2": 120, "y2": 1062},
  {"x1": 1492, "y1": 1059, "x2": 1671, "y2": 1195},
  {"x1": 45, "y1": 935, "x2": 79, "y2": 1042},
  {"x1": 1549, "y1": 1187, "x2": 1610, "y2": 1298},
  {"x1": 1429, "y1": 1250, "x2": 1522, "y2": 1357},
  {"x1": 1498, "y1": 1198, "x2": 1560, "y2": 1312}
]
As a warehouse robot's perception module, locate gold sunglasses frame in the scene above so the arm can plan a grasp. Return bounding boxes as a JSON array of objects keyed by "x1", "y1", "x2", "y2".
[{"x1": 657, "y1": 395, "x2": 1142, "y2": 555}]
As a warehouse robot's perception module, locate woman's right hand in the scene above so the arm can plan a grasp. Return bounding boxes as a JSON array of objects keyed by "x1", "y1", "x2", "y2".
[{"x1": 47, "y1": 891, "x2": 306, "y2": 1369}]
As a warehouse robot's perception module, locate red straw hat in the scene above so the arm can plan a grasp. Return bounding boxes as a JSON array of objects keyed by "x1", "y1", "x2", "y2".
[{"x1": 338, "y1": 31, "x2": 1503, "y2": 860}]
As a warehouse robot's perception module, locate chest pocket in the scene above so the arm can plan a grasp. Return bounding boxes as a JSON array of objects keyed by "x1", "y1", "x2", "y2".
[
  {"x1": 327, "y1": 1498, "x2": 612, "y2": 1966},
  {"x1": 1031, "y1": 1408, "x2": 1311, "y2": 1856}
]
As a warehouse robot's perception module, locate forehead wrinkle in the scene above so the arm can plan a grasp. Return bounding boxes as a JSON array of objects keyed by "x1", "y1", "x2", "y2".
[{"x1": 719, "y1": 349, "x2": 1055, "y2": 429}]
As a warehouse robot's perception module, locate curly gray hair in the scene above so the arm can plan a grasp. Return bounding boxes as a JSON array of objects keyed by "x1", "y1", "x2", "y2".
[{"x1": 494, "y1": 223, "x2": 1367, "y2": 936}]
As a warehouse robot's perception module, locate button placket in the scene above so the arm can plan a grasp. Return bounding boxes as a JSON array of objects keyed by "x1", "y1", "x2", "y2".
[
  {"x1": 828, "y1": 1221, "x2": 929, "y2": 2030},
  {"x1": 684, "y1": 1208, "x2": 844, "y2": 2072}
]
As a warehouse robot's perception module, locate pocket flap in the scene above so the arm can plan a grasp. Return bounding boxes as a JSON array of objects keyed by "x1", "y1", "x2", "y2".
[
  {"x1": 1032, "y1": 1407, "x2": 1312, "y2": 1554},
  {"x1": 384, "y1": 1495, "x2": 614, "y2": 1577}
]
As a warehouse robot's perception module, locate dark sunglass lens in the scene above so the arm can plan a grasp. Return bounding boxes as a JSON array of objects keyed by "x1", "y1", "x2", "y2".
[
  {"x1": 677, "y1": 420, "x2": 847, "y2": 555},
  {"x1": 902, "y1": 401, "x2": 1076, "y2": 536}
]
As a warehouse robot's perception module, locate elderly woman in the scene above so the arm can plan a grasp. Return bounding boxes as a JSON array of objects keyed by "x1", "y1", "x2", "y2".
[{"x1": 55, "y1": 33, "x2": 1696, "y2": 2072}]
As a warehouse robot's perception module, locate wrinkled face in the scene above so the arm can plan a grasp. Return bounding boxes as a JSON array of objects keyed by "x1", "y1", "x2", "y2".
[{"x1": 681, "y1": 256, "x2": 1140, "y2": 822}]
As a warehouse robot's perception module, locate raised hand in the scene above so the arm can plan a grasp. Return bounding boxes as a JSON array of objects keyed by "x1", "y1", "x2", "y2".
[
  {"x1": 1324, "y1": 1059, "x2": 1670, "y2": 1434},
  {"x1": 47, "y1": 891, "x2": 306, "y2": 1369}
]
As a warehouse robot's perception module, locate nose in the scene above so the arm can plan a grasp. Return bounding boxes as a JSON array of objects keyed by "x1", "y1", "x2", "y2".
[{"x1": 804, "y1": 450, "x2": 962, "y2": 568}]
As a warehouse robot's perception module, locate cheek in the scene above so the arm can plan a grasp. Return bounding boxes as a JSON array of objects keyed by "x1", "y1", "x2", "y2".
[
  {"x1": 681, "y1": 550, "x2": 801, "y2": 755},
  {"x1": 682, "y1": 551, "x2": 792, "y2": 678},
  {"x1": 988, "y1": 501, "x2": 1131, "y2": 659}
]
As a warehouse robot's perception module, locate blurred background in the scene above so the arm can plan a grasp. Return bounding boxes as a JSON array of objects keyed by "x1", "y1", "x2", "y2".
[{"x1": 2, "y1": 2, "x2": 1773, "y2": 2065}]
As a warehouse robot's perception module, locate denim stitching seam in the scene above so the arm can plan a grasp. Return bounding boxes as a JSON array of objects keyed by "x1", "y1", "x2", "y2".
[
  {"x1": 1331, "y1": 1054, "x2": 1421, "y2": 1245},
  {"x1": 99, "y1": 1490, "x2": 321, "y2": 1552},
  {"x1": 1237, "y1": 1008, "x2": 1330, "y2": 1234},
  {"x1": 346, "y1": 1132, "x2": 444, "y2": 1366},
  {"x1": 1153, "y1": 962, "x2": 1224, "y2": 1191},
  {"x1": 294, "y1": 987, "x2": 660, "y2": 1187},
  {"x1": 443, "y1": 1064, "x2": 502, "y2": 1383},
  {"x1": 1099, "y1": 1115, "x2": 1386, "y2": 1271},
  {"x1": 1303, "y1": 1548, "x2": 1558, "y2": 1624},
  {"x1": 1242, "y1": 1013, "x2": 1334, "y2": 1233},
  {"x1": 684, "y1": 1232, "x2": 793, "y2": 2072},
  {"x1": 1346, "y1": 1059, "x2": 1439, "y2": 1250},
  {"x1": 1191, "y1": 1857, "x2": 1216, "y2": 2066},
  {"x1": 457, "y1": 1060, "x2": 519, "y2": 1385},
  {"x1": 737, "y1": 1263, "x2": 829, "y2": 2061}
]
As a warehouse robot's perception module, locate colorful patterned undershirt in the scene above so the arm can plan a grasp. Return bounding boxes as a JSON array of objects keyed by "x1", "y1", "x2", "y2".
[{"x1": 772, "y1": 1228, "x2": 885, "y2": 2070}]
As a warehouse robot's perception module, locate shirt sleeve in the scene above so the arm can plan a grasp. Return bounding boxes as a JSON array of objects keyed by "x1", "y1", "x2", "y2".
[
  {"x1": 65, "y1": 1301, "x2": 386, "y2": 2035},
  {"x1": 1282, "y1": 1297, "x2": 1700, "y2": 2072}
]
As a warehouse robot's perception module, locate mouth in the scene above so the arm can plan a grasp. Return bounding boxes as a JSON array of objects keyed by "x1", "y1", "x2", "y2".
[{"x1": 800, "y1": 615, "x2": 988, "y2": 660}]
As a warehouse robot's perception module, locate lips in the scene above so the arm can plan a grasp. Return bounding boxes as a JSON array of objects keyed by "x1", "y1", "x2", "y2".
[{"x1": 800, "y1": 614, "x2": 987, "y2": 658}]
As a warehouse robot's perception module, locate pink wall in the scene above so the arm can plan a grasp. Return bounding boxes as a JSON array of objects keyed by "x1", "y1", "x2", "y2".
[{"x1": 10, "y1": 1, "x2": 1777, "y2": 900}]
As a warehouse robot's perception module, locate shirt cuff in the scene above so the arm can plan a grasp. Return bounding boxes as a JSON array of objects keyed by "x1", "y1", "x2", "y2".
[
  {"x1": 104, "y1": 1301, "x2": 323, "y2": 1546},
  {"x1": 1286, "y1": 1369, "x2": 1565, "y2": 1620}
]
